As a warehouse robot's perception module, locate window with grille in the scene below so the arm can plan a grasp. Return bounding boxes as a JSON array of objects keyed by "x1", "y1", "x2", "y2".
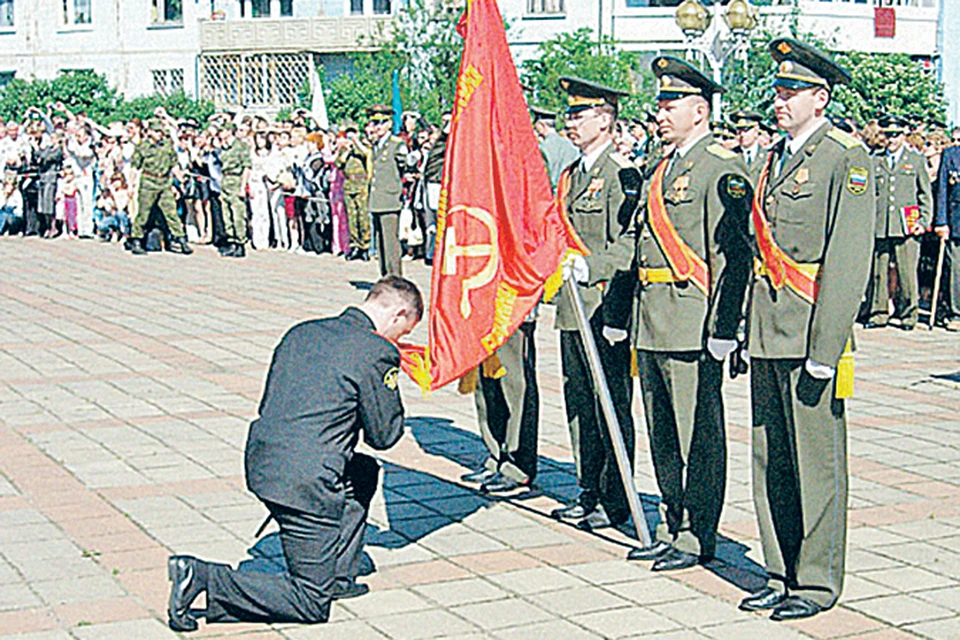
[
  {"x1": 0, "y1": 0, "x2": 13, "y2": 27},
  {"x1": 350, "y1": 0, "x2": 363, "y2": 14},
  {"x1": 373, "y1": 0, "x2": 392, "y2": 15},
  {"x1": 62, "y1": 0, "x2": 91, "y2": 24},
  {"x1": 152, "y1": 0, "x2": 182, "y2": 23},
  {"x1": 527, "y1": 0, "x2": 564, "y2": 14},
  {"x1": 199, "y1": 53, "x2": 312, "y2": 109},
  {"x1": 153, "y1": 69, "x2": 185, "y2": 96}
]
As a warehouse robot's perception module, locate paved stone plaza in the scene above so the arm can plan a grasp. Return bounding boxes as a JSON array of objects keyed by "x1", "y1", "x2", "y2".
[{"x1": 0, "y1": 237, "x2": 959, "y2": 639}]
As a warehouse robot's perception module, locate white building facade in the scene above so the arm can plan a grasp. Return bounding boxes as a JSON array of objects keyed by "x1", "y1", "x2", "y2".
[{"x1": 0, "y1": 0, "x2": 952, "y2": 120}]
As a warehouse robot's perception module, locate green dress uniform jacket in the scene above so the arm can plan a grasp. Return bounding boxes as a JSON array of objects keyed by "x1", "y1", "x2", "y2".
[
  {"x1": 368, "y1": 135, "x2": 408, "y2": 214},
  {"x1": 636, "y1": 137, "x2": 752, "y2": 352},
  {"x1": 635, "y1": 136, "x2": 752, "y2": 559},
  {"x1": 749, "y1": 122, "x2": 875, "y2": 610},
  {"x1": 554, "y1": 145, "x2": 636, "y2": 331},
  {"x1": 555, "y1": 143, "x2": 638, "y2": 520},
  {"x1": 131, "y1": 137, "x2": 185, "y2": 239},
  {"x1": 874, "y1": 148, "x2": 932, "y2": 238}
]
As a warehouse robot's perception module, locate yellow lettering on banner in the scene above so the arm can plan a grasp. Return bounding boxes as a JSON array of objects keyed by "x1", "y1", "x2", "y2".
[
  {"x1": 480, "y1": 282, "x2": 518, "y2": 354},
  {"x1": 455, "y1": 65, "x2": 484, "y2": 123},
  {"x1": 436, "y1": 186, "x2": 449, "y2": 240}
]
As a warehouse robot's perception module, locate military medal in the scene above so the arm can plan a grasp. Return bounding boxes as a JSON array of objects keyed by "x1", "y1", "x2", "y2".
[
  {"x1": 795, "y1": 168, "x2": 809, "y2": 185},
  {"x1": 587, "y1": 177, "x2": 605, "y2": 198},
  {"x1": 671, "y1": 175, "x2": 690, "y2": 200}
]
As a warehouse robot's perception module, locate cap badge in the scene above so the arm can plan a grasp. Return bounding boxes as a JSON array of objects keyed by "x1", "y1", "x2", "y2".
[{"x1": 778, "y1": 42, "x2": 792, "y2": 55}]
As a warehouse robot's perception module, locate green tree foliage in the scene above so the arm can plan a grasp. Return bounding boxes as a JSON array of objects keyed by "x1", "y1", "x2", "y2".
[
  {"x1": 520, "y1": 28, "x2": 648, "y2": 120},
  {"x1": 323, "y1": 0, "x2": 461, "y2": 126},
  {"x1": 722, "y1": 18, "x2": 945, "y2": 125},
  {"x1": 0, "y1": 70, "x2": 214, "y2": 124}
]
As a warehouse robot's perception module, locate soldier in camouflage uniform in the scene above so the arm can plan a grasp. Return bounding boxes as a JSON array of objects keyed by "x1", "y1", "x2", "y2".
[
  {"x1": 740, "y1": 39, "x2": 875, "y2": 622},
  {"x1": 218, "y1": 123, "x2": 251, "y2": 258},
  {"x1": 129, "y1": 119, "x2": 192, "y2": 255},
  {"x1": 336, "y1": 121, "x2": 372, "y2": 261}
]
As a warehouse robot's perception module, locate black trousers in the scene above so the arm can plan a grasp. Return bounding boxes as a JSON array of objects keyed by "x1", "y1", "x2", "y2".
[
  {"x1": 477, "y1": 322, "x2": 540, "y2": 482},
  {"x1": 206, "y1": 456, "x2": 378, "y2": 624},
  {"x1": 560, "y1": 312, "x2": 634, "y2": 520},
  {"x1": 639, "y1": 350, "x2": 725, "y2": 558}
]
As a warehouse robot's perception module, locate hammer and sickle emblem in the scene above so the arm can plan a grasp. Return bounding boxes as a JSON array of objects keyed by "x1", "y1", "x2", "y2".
[{"x1": 441, "y1": 205, "x2": 499, "y2": 319}]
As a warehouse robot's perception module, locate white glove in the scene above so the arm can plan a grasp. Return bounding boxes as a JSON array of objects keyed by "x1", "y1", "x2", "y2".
[
  {"x1": 562, "y1": 254, "x2": 590, "y2": 284},
  {"x1": 706, "y1": 338, "x2": 738, "y2": 361},
  {"x1": 804, "y1": 358, "x2": 835, "y2": 380},
  {"x1": 602, "y1": 326, "x2": 628, "y2": 345}
]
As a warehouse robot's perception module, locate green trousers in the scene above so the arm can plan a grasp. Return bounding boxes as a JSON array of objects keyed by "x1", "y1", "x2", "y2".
[
  {"x1": 869, "y1": 237, "x2": 920, "y2": 326},
  {"x1": 132, "y1": 184, "x2": 184, "y2": 239},
  {"x1": 751, "y1": 358, "x2": 847, "y2": 609},
  {"x1": 221, "y1": 179, "x2": 248, "y2": 244},
  {"x1": 639, "y1": 350, "x2": 726, "y2": 559},
  {"x1": 344, "y1": 189, "x2": 370, "y2": 251}
]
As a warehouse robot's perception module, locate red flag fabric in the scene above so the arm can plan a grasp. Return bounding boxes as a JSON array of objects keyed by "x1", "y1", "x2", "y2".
[{"x1": 401, "y1": 0, "x2": 585, "y2": 391}]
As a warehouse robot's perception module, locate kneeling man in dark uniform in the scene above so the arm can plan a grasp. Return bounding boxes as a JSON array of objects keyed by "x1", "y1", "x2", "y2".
[{"x1": 166, "y1": 276, "x2": 423, "y2": 631}]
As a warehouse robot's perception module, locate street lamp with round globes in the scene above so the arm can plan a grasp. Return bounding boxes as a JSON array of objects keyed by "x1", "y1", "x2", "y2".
[
  {"x1": 674, "y1": 0, "x2": 711, "y2": 40},
  {"x1": 724, "y1": 0, "x2": 758, "y2": 36}
]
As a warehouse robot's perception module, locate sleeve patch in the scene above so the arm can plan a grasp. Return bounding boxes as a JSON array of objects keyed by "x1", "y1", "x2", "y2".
[
  {"x1": 726, "y1": 176, "x2": 748, "y2": 199},
  {"x1": 383, "y1": 367, "x2": 399, "y2": 391},
  {"x1": 847, "y1": 167, "x2": 869, "y2": 195}
]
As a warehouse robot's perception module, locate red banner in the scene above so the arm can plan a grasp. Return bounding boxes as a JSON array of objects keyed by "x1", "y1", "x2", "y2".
[
  {"x1": 875, "y1": 7, "x2": 896, "y2": 38},
  {"x1": 401, "y1": 0, "x2": 584, "y2": 391}
]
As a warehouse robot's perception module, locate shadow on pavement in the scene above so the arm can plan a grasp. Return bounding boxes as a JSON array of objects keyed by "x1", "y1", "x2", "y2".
[
  {"x1": 405, "y1": 414, "x2": 767, "y2": 593},
  {"x1": 235, "y1": 415, "x2": 766, "y2": 593}
]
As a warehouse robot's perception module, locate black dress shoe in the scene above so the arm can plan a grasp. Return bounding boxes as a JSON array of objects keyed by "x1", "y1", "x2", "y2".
[
  {"x1": 626, "y1": 540, "x2": 672, "y2": 561},
  {"x1": 331, "y1": 578, "x2": 370, "y2": 600},
  {"x1": 739, "y1": 587, "x2": 787, "y2": 611},
  {"x1": 862, "y1": 320, "x2": 887, "y2": 329},
  {"x1": 481, "y1": 473, "x2": 530, "y2": 494},
  {"x1": 169, "y1": 237, "x2": 193, "y2": 255},
  {"x1": 551, "y1": 502, "x2": 596, "y2": 521},
  {"x1": 461, "y1": 468, "x2": 497, "y2": 484},
  {"x1": 130, "y1": 238, "x2": 146, "y2": 255},
  {"x1": 232, "y1": 243, "x2": 246, "y2": 258},
  {"x1": 651, "y1": 547, "x2": 699, "y2": 572},
  {"x1": 901, "y1": 324, "x2": 915, "y2": 331},
  {"x1": 577, "y1": 505, "x2": 624, "y2": 531},
  {"x1": 770, "y1": 596, "x2": 822, "y2": 621},
  {"x1": 167, "y1": 555, "x2": 207, "y2": 632}
]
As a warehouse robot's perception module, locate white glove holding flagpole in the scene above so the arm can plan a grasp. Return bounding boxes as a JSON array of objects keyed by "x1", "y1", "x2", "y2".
[{"x1": 562, "y1": 254, "x2": 590, "y2": 284}]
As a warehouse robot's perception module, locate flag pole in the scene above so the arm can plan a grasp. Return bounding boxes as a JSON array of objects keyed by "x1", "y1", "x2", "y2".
[{"x1": 563, "y1": 274, "x2": 653, "y2": 549}]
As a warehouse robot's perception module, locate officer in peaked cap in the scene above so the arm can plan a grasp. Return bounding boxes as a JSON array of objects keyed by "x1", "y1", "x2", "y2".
[
  {"x1": 549, "y1": 76, "x2": 641, "y2": 533},
  {"x1": 864, "y1": 113, "x2": 932, "y2": 330},
  {"x1": 366, "y1": 103, "x2": 408, "y2": 276},
  {"x1": 626, "y1": 56, "x2": 752, "y2": 572},
  {"x1": 731, "y1": 110, "x2": 767, "y2": 179},
  {"x1": 740, "y1": 38, "x2": 874, "y2": 621}
]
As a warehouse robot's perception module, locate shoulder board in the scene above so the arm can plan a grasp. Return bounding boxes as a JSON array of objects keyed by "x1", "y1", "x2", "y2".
[
  {"x1": 390, "y1": 136, "x2": 404, "y2": 143},
  {"x1": 706, "y1": 143, "x2": 737, "y2": 160},
  {"x1": 826, "y1": 128, "x2": 859, "y2": 150}
]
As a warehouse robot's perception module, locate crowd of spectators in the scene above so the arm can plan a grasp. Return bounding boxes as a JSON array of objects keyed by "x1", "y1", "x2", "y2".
[{"x1": 0, "y1": 103, "x2": 448, "y2": 264}]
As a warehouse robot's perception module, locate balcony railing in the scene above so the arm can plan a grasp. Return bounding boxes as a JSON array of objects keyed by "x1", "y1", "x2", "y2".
[{"x1": 199, "y1": 15, "x2": 393, "y2": 53}]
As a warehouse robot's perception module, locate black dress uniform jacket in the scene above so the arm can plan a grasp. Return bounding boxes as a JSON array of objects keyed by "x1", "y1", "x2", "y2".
[{"x1": 245, "y1": 307, "x2": 405, "y2": 516}]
